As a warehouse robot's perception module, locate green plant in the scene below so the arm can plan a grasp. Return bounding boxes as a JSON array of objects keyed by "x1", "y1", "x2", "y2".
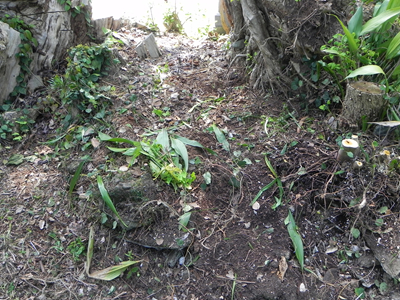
[
  {"x1": 250, "y1": 155, "x2": 284, "y2": 210},
  {"x1": 0, "y1": 118, "x2": 13, "y2": 140},
  {"x1": 67, "y1": 238, "x2": 85, "y2": 261},
  {"x1": 97, "y1": 176, "x2": 128, "y2": 227},
  {"x1": 1, "y1": 15, "x2": 38, "y2": 98},
  {"x1": 320, "y1": 0, "x2": 400, "y2": 116},
  {"x1": 48, "y1": 43, "x2": 118, "y2": 122},
  {"x1": 285, "y1": 210, "x2": 304, "y2": 270},
  {"x1": 163, "y1": 8, "x2": 183, "y2": 33},
  {"x1": 98, "y1": 130, "x2": 210, "y2": 191}
]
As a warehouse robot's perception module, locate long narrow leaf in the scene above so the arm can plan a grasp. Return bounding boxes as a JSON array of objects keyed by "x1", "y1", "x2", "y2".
[
  {"x1": 86, "y1": 226, "x2": 95, "y2": 276},
  {"x1": 360, "y1": 7, "x2": 400, "y2": 35},
  {"x1": 250, "y1": 178, "x2": 277, "y2": 206},
  {"x1": 388, "y1": 0, "x2": 400, "y2": 10},
  {"x1": 97, "y1": 176, "x2": 127, "y2": 227},
  {"x1": 264, "y1": 155, "x2": 278, "y2": 178},
  {"x1": 345, "y1": 65, "x2": 385, "y2": 78},
  {"x1": 387, "y1": 31, "x2": 400, "y2": 59},
  {"x1": 88, "y1": 260, "x2": 141, "y2": 281},
  {"x1": 171, "y1": 137, "x2": 189, "y2": 172},
  {"x1": 69, "y1": 160, "x2": 86, "y2": 196},
  {"x1": 175, "y1": 135, "x2": 216, "y2": 155},
  {"x1": 212, "y1": 124, "x2": 230, "y2": 152},
  {"x1": 348, "y1": 5, "x2": 363, "y2": 37},
  {"x1": 286, "y1": 211, "x2": 304, "y2": 270},
  {"x1": 332, "y1": 15, "x2": 358, "y2": 54}
]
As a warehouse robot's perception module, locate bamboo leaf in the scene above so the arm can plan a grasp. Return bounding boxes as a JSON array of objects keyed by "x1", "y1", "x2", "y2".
[
  {"x1": 212, "y1": 124, "x2": 230, "y2": 152},
  {"x1": 97, "y1": 176, "x2": 127, "y2": 227},
  {"x1": 285, "y1": 211, "x2": 304, "y2": 270},
  {"x1": 88, "y1": 260, "x2": 141, "y2": 281},
  {"x1": 171, "y1": 137, "x2": 189, "y2": 172},
  {"x1": 386, "y1": 31, "x2": 400, "y2": 59},
  {"x1": 345, "y1": 65, "x2": 385, "y2": 79},
  {"x1": 348, "y1": 5, "x2": 363, "y2": 37},
  {"x1": 360, "y1": 7, "x2": 400, "y2": 35}
]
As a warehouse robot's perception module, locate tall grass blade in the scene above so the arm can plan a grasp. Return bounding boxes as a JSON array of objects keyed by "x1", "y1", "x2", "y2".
[
  {"x1": 212, "y1": 124, "x2": 230, "y2": 152},
  {"x1": 345, "y1": 65, "x2": 385, "y2": 78},
  {"x1": 97, "y1": 176, "x2": 127, "y2": 227},
  {"x1": 285, "y1": 210, "x2": 304, "y2": 270}
]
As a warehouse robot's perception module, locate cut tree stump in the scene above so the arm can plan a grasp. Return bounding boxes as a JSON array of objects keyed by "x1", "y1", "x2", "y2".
[
  {"x1": 135, "y1": 33, "x2": 161, "y2": 59},
  {"x1": 340, "y1": 81, "x2": 386, "y2": 128}
]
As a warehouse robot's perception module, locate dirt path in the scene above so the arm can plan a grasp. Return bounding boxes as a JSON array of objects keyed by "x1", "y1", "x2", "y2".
[{"x1": 1, "y1": 29, "x2": 400, "y2": 300}]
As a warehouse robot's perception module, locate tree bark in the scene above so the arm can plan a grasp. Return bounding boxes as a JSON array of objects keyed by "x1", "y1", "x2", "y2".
[
  {"x1": 225, "y1": 0, "x2": 353, "y2": 93},
  {"x1": 340, "y1": 81, "x2": 386, "y2": 128}
]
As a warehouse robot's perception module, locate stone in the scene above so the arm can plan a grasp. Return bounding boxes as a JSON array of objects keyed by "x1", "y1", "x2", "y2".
[{"x1": 0, "y1": 22, "x2": 21, "y2": 104}]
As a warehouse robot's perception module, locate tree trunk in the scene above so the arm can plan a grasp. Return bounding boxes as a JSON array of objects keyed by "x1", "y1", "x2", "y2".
[
  {"x1": 224, "y1": 0, "x2": 353, "y2": 93},
  {"x1": 340, "y1": 81, "x2": 386, "y2": 129}
]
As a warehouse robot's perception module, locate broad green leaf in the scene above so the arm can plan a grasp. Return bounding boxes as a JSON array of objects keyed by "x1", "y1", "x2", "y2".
[
  {"x1": 179, "y1": 212, "x2": 191, "y2": 231},
  {"x1": 171, "y1": 137, "x2": 189, "y2": 172},
  {"x1": 88, "y1": 260, "x2": 141, "y2": 281},
  {"x1": 105, "y1": 137, "x2": 139, "y2": 146},
  {"x1": 212, "y1": 124, "x2": 230, "y2": 152},
  {"x1": 7, "y1": 153, "x2": 24, "y2": 165},
  {"x1": 156, "y1": 129, "x2": 170, "y2": 150},
  {"x1": 175, "y1": 135, "x2": 216, "y2": 155},
  {"x1": 333, "y1": 15, "x2": 358, "y2": 54},
  {"x1": 97, "y1": 176, "x2": 127, "y2": 227},
  {"x1": 386, "y1": 31, "x2": 400, "y2": 59},
  {"x1": 388, "y1": 0, "x2": 400, "y2": 10},
  {"x1": 98, "y1": 131, "x2": 112, "y2": 141},
  {"x1": 348, "y1": 5, "x2": 363, "y2": 37},
  {"x1": 107, "y1": 146, "x2": 129, "y2": 153},
  {"x1": 345, "y1": 65, "x2": 385, "y2": 79},
  {"x1": 286, "y1": 211, "x2": 304, "y2": 270},
  {"x1": 351, "y1": 227, "x2": 360, "y2": 239},
  {"x1": 360, "y1": 7, "x2": 400, "y2": 35}
]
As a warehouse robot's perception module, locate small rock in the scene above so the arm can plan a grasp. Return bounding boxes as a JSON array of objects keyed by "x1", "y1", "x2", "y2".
[{"x1": 323, "y1": 268, "x2": 339, "y2": 283}]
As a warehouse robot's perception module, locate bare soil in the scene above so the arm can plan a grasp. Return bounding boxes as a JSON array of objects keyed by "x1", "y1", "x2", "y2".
[{"x1": 1, "y1": 28, "x2": 400, "y2": 300}]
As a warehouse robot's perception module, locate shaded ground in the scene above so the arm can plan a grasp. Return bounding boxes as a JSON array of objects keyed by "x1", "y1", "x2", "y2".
[{"x1": 1, "y1": 27, "x2": 400, "y2": 300}]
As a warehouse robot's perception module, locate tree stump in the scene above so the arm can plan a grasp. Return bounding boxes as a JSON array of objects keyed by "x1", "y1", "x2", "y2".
[{"x1": 340, "y1": 81, "x2": 386, "y2": 128}]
